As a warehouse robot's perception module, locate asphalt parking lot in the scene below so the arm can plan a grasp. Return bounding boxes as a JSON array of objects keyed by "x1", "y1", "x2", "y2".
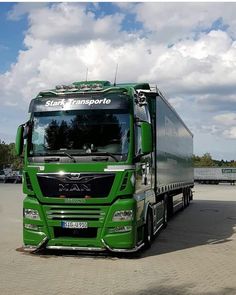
[{"x1": 0, "y1": 183, "x2": 235, "y2": 295}]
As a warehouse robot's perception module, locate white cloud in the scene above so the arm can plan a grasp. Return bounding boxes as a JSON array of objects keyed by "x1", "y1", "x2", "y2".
[
  {"x1": 7, "y1": 3, "x2": 47, "y2": 21},
  {"x1": 214, "y1": 113, "x2": 236, "y2": 126},
  {"x1": 2, "y1": 8, "x2": 236, "y2": 113},
  {"x1": 134, "y1": 3, "x2": 236, "y2": 43},
  {"x1": 2, "y1": 2, "x2": 236, "y2": 156},
  {"x1": 25, "y1": 3, "x2": 125, "y2": 45},
  {"x1": 168, "y1": 97, "x2": 184, "y2": 109},
  {"x1": 223, "y1": 127, "x2": 236, "y2": 139},
  {"x1": 3, "y1": 4, "x2": 236, "y2": 97}
]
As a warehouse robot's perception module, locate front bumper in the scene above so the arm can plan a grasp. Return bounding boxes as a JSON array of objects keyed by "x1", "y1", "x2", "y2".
[
  {"x1": 23, "y1": 196, "x2": 141, "y2": 253},
  {"x1": 23, "y1": 238, "x2": 144, "y2": 253}
]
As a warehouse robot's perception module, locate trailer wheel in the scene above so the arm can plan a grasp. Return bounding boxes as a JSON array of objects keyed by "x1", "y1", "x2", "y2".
[
  {"x1": 182, "y1": 189, "x2": 186, "y2": 208},
  {"x1": 182, "y1": 189, "x2": 186, "y2": 209},
  {"x1": 183, "y1": 188, "x2": 189, "y2": 208},
  {"x1": 186, "y1": 189, "x2": 190, "y2": 207},
  {"x1": 167, "y1": 195, "x2": 173, "y2": 220},
  {"x1": 162, "y1": 198, "x2": 168, "y2": 228},
  {"x1": 144, "y1": 208, "x2": 153, "y2": 248},
  {"x1": 189, "y1": 189, "x2": 193, "y2": 201},
  {"x1": 187, "y1": 187, "x2": 191, "y2": 206}
]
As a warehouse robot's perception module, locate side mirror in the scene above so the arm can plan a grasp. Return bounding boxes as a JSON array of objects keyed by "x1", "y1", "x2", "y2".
[
  {"x1": 141, "y1": 122, "x2": 153, "y2": 154},
  {"x1": 15, "y1": 125, "x2": 24, "y2": 156}
]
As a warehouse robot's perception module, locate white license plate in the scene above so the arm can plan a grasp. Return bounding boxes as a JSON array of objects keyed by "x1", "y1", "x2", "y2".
[{"x1": 61, "y1": 221, "x2": 88, "y2": 229}]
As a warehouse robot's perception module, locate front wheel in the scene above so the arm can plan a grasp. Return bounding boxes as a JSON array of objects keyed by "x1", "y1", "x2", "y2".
[{"x1": 144, "y1": 208, "x2": 153, "y2": 248}]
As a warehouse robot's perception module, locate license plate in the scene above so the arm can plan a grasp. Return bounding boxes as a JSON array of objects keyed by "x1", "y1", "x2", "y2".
[{"x1": 61, "y1": 221, "x2": 88, "y2": 229}]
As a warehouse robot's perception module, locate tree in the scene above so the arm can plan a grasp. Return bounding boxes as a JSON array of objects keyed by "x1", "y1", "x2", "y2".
[
  {"x1": 0, "y1": 140, "x2": 23, "y2": 170},
  {"x1": 8, "y1": 143, "x2": 23, "y2": 170},
  {"x1": 198, "y1": 153, "x2": 215, "y2": 167},
  {"x1": 0, "y1": 140, "x2": 10, "y2": 169}
]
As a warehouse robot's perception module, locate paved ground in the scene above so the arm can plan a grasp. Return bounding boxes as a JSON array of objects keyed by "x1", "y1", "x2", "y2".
[{"x1": 0, "y1": 183, "x2": 235, "y2": 295}]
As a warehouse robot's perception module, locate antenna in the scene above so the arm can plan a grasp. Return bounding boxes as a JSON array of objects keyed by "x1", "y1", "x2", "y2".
[
  {"x1": 85, "y1": 68, "x2": 88, "y2": 82},
  {"x1": 113, "y1": 64, "x2": 118, "y2": 86}
]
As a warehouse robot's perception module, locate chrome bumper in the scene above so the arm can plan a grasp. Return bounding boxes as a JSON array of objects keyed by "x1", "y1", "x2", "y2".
[
  {"x1": 46, "y1": 245, "x2": 106, "y2": 252},
  {"x1": 101, "y1": 239, "x2": 144, "y2": 253},
  {"x1": 23, "y1": 236, "x2": 48, "y2": 253},
  {"x1": 24, "y1": 238, "x2": 144, "y2": 254}
]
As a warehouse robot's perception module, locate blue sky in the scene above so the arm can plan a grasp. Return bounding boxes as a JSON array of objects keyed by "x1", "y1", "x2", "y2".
[
  {"x1": 0, "y1": 3, "x2": 27, "y2": 73},
  {"x1": 1, "y1": 2, "x2": 236, "y2": 160}
]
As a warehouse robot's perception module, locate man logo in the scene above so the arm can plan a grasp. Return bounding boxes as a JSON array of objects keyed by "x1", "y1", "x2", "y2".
[
  {"x1": 67, "y1": 173, "x2": 81, "y2": 181},
  {"x1": 58, "y1": 183, "x2": 90, "y2": 192}
]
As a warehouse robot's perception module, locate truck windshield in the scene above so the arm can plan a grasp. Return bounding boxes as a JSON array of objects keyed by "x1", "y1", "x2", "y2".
[{"x1": 29, "y1": 110, "x2": 130, "y2": 161}]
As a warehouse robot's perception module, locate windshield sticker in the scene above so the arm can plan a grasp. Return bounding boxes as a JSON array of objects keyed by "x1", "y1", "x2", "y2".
[
  {"x1": 45, "y1": 98, "x2": 111, "y2": 107},
  {"x1": 29, "y1": 95, "x2": 130, "y2": 112}
]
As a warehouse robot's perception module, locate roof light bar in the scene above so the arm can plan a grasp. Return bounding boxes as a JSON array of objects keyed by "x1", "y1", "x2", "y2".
[
  {"x1": 55, "y1": 83, "x2": 104, "y2": 92},
  {"x1": 55, "y1": 84, "x2": 78, "y2": 92}
]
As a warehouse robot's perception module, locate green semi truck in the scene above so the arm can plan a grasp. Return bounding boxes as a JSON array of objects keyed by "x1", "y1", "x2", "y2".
[{"x1": 16, "y1": 80, "x2": 193, "y2": 253}]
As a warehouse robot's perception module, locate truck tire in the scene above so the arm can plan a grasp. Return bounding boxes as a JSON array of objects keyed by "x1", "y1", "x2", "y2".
[
  {"x1": 189, "y1": 188, "x2": 193, "y2": 201},
  {"x1": 182, "y1": 189, "x2": 186, "y2": 209},
  {"x1": 162, "y1": 197, "x2": 168, "y2": 228},
  {"x1": 186, "y1": 188, "x2": 190, "y2": 207},
  {"x1": 167, "y1": 195, "x2": 173, "y2": 220},
  {"x1": 144, "y1": 208, "x2": 153, "y2": 248}
]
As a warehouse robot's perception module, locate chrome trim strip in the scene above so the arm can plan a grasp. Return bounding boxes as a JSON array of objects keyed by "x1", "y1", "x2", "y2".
[
  {"x1": 28, "y1": 165, "x2": 44, "y2": 171},
  {"x1": 101, "y1": 239, "x2": 144, "y2": 253},
  {"x1": 46, "y1": 246, "x2": 105, "y2": 252},
  {"x1": 104, "y1": 165, "x2": 135, "y2": 172},
  {"x1": 23, "y1": 245, "x2": 38, "y2": 252},
  {"x1": 24, "y1": 236, "x2": 48, "y2": 253},
  {"x1": 36, "y1": 172, "x2": 114, "y2": 175}
]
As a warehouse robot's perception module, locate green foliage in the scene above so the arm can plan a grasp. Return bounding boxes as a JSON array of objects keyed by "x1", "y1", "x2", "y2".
[
  {"x1": 0, "y1": 140, "x2": 23, "y2": 170},
  {"x1": 193, "y1": 153, "x2": 236, "y2": 167}
]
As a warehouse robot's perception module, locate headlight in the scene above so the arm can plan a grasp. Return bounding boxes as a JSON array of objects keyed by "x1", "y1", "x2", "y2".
[
  {"x1": 24, "y1": 209, "x2": 40, "y2": 220},
  {"x1": 112, "y1": 210, "x2": 133, "y2": 221}
]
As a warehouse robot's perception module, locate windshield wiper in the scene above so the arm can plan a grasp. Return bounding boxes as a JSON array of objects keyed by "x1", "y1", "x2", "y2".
[
  {"x1": 33, "y1": 151, "x2": 76, "y2": 163},
  {"x1": 32, "y1": 151, "x2": 120, "y2": 162},
  {"x1": 70, "y1": 152, "x2": 119, "y2": 162},
  {"x1": 60, "y1": 151, "x2": 76, "y2": 163}
]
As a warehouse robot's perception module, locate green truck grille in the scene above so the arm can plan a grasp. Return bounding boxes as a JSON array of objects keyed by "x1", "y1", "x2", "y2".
[{"x1": 45, "y1": 207, "x2": 105, "y2": 221}]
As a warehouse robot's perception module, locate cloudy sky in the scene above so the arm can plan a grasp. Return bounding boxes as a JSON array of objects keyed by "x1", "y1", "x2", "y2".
[{"x1": 0, "y1": 2, "x2": 236, "y2": 160}]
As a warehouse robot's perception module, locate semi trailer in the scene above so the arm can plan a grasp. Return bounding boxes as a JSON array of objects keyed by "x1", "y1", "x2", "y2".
[
  {"x1": 194, "y1": 167, "x2": 236, "y2": 184},
  {"x1": 16, "y1": 80, "x2": 194, "y2": 253}
]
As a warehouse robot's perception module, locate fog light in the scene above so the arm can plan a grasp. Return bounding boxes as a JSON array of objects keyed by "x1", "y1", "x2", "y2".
[
  {"x1": 108, "y1": 226, "x2": 132, "y2": 233},
  {"x1": 24, "y1": 224, "x2": 39, "y2": 231},
  {"x1": 112, "y1": 210, "x2": 133, "y2": 221},
  {"x1": 24, "y1": 209, "x2": 40, "y2": 220}
]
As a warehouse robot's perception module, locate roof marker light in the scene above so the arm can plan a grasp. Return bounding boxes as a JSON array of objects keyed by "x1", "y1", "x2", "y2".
[
  {"x1": 92, "y1": 83, "x2": 103, "y2": 90},
  {"x1": 80, "y1": 84, "x2": 91, "y2": 91},
  {"x1": 55, "y1": 85, "x2": 64, "y2": 90}
]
